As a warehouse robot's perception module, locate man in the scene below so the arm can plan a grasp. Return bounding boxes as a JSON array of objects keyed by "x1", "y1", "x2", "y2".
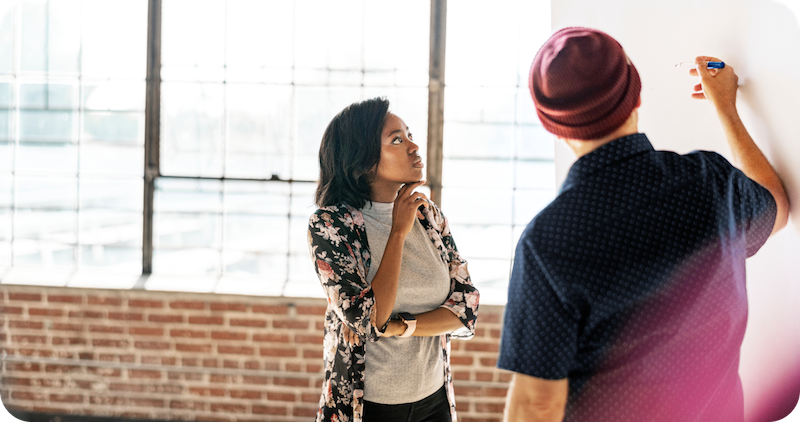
[{"x1": 497, "y1": 27, "x2": 789, "y2": 422}]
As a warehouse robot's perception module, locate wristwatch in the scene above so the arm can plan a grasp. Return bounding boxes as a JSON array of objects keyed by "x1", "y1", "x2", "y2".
[{"x1": 398, "y1": 312, "x2": 416, "y2": 338}]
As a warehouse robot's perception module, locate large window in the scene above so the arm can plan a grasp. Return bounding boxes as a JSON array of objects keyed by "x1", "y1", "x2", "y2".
[
  {"x1": 1, "y1": 0, "x2": 555, "y2": 304},
  {"x1": 0, "y1": 0, "x2": 147, "y2": 286}
]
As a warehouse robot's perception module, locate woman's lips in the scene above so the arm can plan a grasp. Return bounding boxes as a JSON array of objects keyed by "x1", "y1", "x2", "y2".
[{"x1": 413, "y1": 160, "x2": 424, "y2": 168}]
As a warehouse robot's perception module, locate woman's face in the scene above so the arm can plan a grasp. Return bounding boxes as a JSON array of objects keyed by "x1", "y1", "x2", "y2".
[{"x1": 372, "y1": 113, "x2": 424, "y2": 189}]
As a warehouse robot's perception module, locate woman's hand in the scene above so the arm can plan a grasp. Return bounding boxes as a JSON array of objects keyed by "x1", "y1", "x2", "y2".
[
  {"x1": 342, "y1": 324, "x2": 361, "y2": 346},
  {"x1": 390, "y1": 180, "x2": 429, "y2": 238}
]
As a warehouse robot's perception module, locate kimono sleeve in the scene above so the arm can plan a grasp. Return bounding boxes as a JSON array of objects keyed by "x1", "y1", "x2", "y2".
[
  {"x1": 308, "y1": 208, "x2": 383, "y2": 342},
  {"x1": 425, "y1": 203, "x2": 480, "y2": 340}
]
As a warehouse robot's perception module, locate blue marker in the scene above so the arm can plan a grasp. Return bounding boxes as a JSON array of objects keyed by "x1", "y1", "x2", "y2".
[{"x1": 675, "y1": 61, "x2": 725, "y2": 69}]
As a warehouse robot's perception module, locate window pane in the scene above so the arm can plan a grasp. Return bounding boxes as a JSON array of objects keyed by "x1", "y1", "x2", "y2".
[
  {"x1": 14, "y1": 209, "x2": 76, "y2": 243},
  {"x1": 16, "y1": 142, "x2": 78, "y2": 175},
  {"x1": 13, "y1": 240, "x2": 75, "y2": 269},
  {"x1": 81, "y1": 0, "x2": 147, "y2": 79},
  {"x1": 80, "y1": 144, "x2": 144, "y2": 177},
  {"x1": 19, "y1": 110, "x2": 77, "y2": 142},
  {"x1": 160, "y1": 82, "x2": 224, "y2": 177},
  {"x1": 16, "y1": 176, "x2": 77, "y2": 209},
  {"x1": 79, "y1": 245, "x2": 140, "y2": 273}
]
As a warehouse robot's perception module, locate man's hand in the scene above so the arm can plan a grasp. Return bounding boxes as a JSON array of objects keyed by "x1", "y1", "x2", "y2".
[
  {"x1": 690, "y1": 55, "x2": 739, "y2": 118},
  {"x1": 503, "y1": 373, "x2": 568, "y2": 422}
]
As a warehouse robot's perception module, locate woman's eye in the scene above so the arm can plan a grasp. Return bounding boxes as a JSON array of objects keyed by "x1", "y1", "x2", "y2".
[{"x1": 392, "y1": 137, "x2": 402, "y2": 144}]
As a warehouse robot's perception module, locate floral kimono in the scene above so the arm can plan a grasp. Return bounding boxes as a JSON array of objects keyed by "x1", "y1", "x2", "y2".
[{"x1": 307, "y1": 201, "x2": 480, "y2": 422}]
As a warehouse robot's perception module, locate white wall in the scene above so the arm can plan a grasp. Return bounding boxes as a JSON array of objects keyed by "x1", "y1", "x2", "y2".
[{"x1": 550, "y1": 1, "x2": 800, "y2": 420}]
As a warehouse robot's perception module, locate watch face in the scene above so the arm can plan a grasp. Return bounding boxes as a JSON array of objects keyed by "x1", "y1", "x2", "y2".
[{"x1": 398, "y1": 312, "x2": 416, "y2": 321}]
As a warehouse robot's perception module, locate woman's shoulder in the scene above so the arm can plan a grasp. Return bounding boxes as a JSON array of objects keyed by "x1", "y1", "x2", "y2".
[{"x1": 310, "y1": 203, "x2": 366, "y2": 233}]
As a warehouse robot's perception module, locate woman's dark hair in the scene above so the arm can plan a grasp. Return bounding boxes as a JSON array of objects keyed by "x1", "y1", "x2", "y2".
[{"x1": 315, "y1": 97, "x2": 390, "y2": 209}]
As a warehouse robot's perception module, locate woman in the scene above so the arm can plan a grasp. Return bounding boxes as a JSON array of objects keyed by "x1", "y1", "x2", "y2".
[{"x1": 308, "y1": 97, "x2": 479, "y2": 422}]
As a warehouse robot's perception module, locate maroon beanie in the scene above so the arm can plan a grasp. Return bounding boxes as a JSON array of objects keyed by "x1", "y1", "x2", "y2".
[{"x1": 529, "y1": 27, "x2": 641, "y2": 140}]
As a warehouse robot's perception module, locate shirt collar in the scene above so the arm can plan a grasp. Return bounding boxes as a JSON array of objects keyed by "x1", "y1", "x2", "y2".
[{"x1": 561, "y1": 133, "x2": 654, "y2": 192}]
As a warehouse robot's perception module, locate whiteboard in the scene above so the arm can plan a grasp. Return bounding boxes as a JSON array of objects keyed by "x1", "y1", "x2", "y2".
[{"x1": 551, "y1": 1, "x2": 800, "y2": 420}]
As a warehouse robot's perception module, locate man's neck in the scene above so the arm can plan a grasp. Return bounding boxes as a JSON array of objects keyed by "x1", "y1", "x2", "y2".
[{"x1": 563, "y1": 128, "x2": 639, "y2": 158}]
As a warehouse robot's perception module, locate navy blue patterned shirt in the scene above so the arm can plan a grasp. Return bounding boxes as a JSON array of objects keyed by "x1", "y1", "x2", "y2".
[{"x1": 498, "y1": 133, "x2": 777, "y2": 421}]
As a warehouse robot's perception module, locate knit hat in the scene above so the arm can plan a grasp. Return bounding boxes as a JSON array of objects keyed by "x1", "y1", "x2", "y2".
[{"x1": 529, "y1": 27, "x2": 641, "y2": 140}]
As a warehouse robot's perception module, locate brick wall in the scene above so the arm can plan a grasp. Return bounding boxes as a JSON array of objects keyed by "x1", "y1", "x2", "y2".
[{"x1": 0, "y1": 285, "x2": 510, "y2": 422}]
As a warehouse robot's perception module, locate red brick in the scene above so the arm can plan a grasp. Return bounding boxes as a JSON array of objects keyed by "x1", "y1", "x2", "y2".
[
  {"x1": 89, "y1": 325, "x2": 125, "y2": 334},
  {"x1": 499, "y1": 372, "x2": 513, "y2": 382},
  {"x1": 293, "y1": 407, "x2": 318, "y2": 417},
  {"x1": 210, "y1": 403, "x2": 246, "y2": 413},
  {"x1": 38, "y1": 379, "x2": 65, "y2": 387},
  {"x1": 218, "y1": 345, "x2": 253, "y2": 355},
  {"x1": 90, "y1": 396, "x2": 126, "y2": 405},
  {"x1": 253, "y1": 305, "x2": 289, "y2": 314},
  {"x1": 211, "y1": 331, "x2": 247, "y2": 340},
  {"x1": 128, "y1": 299, "x2": 164, "y2": 308},
  {"x1": 223, "y1": 360, "x2": 238, "y2": 369},
  {"x1": 93, "y1": 339, "x2": 129, "y2": 348},
  {"x1": 465, "y1": 342, "x2": 499, "y2": 353},
  {"x1": 182, "y1": 358, "x2": 198, "y2": 366},
  {"x1": 189, "y1": 388, "x2": 225, "y2": 397},
  {"x1": 475, "y1": 372, "x2": 494, "y2": 382},
  {"x1": 303, "y1": 349, "x2": 323, "y2": 359},
  {"x1": 475, "y1": 403, "x2": 505, "y2": 413},
  {"x1": 230, "y1": 318, "x2": 266, "y2": 328},
  {"x1": 453, "y1": 371, "x2": 470, "y2": 380},
  {"x1": 252, "y1": 405, "x2": 287, "y2": 415},
  {"x1": 88, "y1": 367, "x2": 121, "y2": 377},
  {"x1": 209, "y1": 374, "x2": 229, "y2": 383},
  {"x1": 273, "y1": 320, "x2": 308, "y2": 329},
  {"x1": 31, "y1": 406, "x2": 69, "y2": 414},
  {"x1": 170, "y1": 329, "x2": 206, "y2": 338},
  {"x1": 451, "y1": 356, "x2": 474, "y2": 366},
  {"x1": 149, "y1": 314, "x2": 184, "y2": 323},
  {"x1": 260, "y1": 347, "x2": 297, "y2": 357},
  {"x1": 453, "y1": 386, "x2": 507, "y2": 397},
  {"x1": 109, "y1": 312, "x2": 143, "y2": 321},
  {"x1": 3, "y1": 377, "x2": 33, "y2": 385},
  {"x1": 229, "y1": 390, "x2": 261, "y2": 399},
  {"x1": 273, "y1": 377, "x2": 309, "y2": 387},
  {"x1": 52, "y1": 337, "x2": 87, "y2": 345},
  {"x1": 48, "y1": 295, "x2": 82, "y2": 304},
  {"x1": 12, "y1": 391, "x2": 44, "y2": 401},
  {"x1": 170, "y1": 300, "x2": 206, "y2": 310},
  {"x1": 266, "y1": 392, "x2": 296, "y2": 402},
  {"x1": 9, "y1": 320, "x2": 43, "y2": 329},
  {"x1": 134, "y1": 341, "x2": 171, "y2": 350},
  {"x1": 45, "y1": 364, "x2": 81, "y2": 373},
  {"x1": 130, "y1": 327, "x2": 164, "y2": 336},
  {"x1": 296, "y1": 305, "x2": 327, "y2": 315},
  {"x1": 52, "y1": 323, "x2": 83, "y2": 331},
  {"x1": 480, "y1": 357, "x2": 498, "y2": 367},
  {"x1": 170, "y1": 400, "x2": 206, "y2": 410},
  {"x1": 295, "y1": 334, "x2": 323, "y2": 344},
  {"x1": 0, "y1": 306, "x2": 23, "y2": 314},
  {"x1": 203, "y1": 359, "x2": 218, "y2": 367},
  {"x1": 480, "y1": 313, "x2": 501, "y2": 323},
  {"x1": 210, "y1": 302, "x2": 247, "y2": 312},
  {"x1": 490, "y1": 329, "x2": 502, "y2": 339},
  {"x1": 307, "y1": 364, "x2": 323, "y2": 373},
  {"x1": 456, "y1": 401, "x2": 469, "y2": 412},
  {"x1": 252, "y1": 333, "x2": 290, "y2": 343},
  {"x1": 130, "y1": 398, "x2": 164, "y2": 407},
  {"x1": 475, "y1": 328, "x2": 486, "y2": 337},
  {"x1": 31, "y1": 308, "x2": 65, "y2": 317},
  {"x1": 317, "y1": 321, "x2": 325, "y2": 330},
  {"x1": 301, "y1": 393, "x2": 319, "y2": 403},
  {"x1": 129, "y1": 370, "x2": 162, "y2": 379},
  {"x1": 188, "y1": 316, "x2": 224, "y2": 325},
  {"x1": 12, "y1": 335, "x2": 46, "y2": 344},
  {"x1": 286, "y1": 363, "x2": 302, "y2": 372},
  {"x1": 9, "y1": 293, "x2": 42, "y2": 301},
  {"x1": 88, "y1": 296, "x2": 122, "y2": 306},
  {"x1": 176, "y1": 343, "x2": 212, "y2": 353},
  {"x1": 73, "y1": 380, "x2": 94, "y2": 389},
  {"x1": 50, "y1": 394, "x2": 84, "y2": 403},
  {"x1": 243, "y1": 376, "x2": 268, "y2": 385},
  {"x1": 110, "y1": 383, "x2": 145, "y2": 392}
]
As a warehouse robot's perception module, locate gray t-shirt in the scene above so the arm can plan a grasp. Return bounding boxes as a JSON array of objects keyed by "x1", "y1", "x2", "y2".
[{"x1": 360, "y1": 201, "x2": 450, "y2": 404}]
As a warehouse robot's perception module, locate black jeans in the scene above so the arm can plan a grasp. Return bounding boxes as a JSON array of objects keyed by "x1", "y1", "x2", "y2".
[{"x1": 363, "y1": 384, "x2": 451, "y2": 422}]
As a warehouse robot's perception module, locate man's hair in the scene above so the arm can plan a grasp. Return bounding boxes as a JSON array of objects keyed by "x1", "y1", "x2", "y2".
[{"x1": 315, "y1": 97, "x2": 390, "y2": 209}]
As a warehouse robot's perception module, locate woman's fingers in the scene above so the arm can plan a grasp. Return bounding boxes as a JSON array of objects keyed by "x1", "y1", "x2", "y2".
[{"x1": 341, "y1": 325, "x2": 360, "y2": 346}]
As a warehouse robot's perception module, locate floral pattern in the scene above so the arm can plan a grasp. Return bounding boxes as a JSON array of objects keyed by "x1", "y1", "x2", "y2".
[{"x1": 308, "y1": 201, "x2": 480, "y2": 422}]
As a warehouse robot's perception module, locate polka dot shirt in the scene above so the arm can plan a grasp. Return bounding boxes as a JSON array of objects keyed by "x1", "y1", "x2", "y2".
[{"x1": 497, "y1": 133, "x2": 777, "y2": 421}]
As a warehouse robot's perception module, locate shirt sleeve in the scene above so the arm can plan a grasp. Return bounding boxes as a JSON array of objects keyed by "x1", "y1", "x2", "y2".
[
  {"x1": 423, "y1": 202, "x2": 480, "y2": 340},
  {"x1": 308, "y1": 207, "x2": 383, "y2": 342},
  {"x1": 497, "y1": 222, "x2": 578, "y2": 379},
  {"x1": 700, "y1": 152, "x2": 777, "y2": 257}
]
